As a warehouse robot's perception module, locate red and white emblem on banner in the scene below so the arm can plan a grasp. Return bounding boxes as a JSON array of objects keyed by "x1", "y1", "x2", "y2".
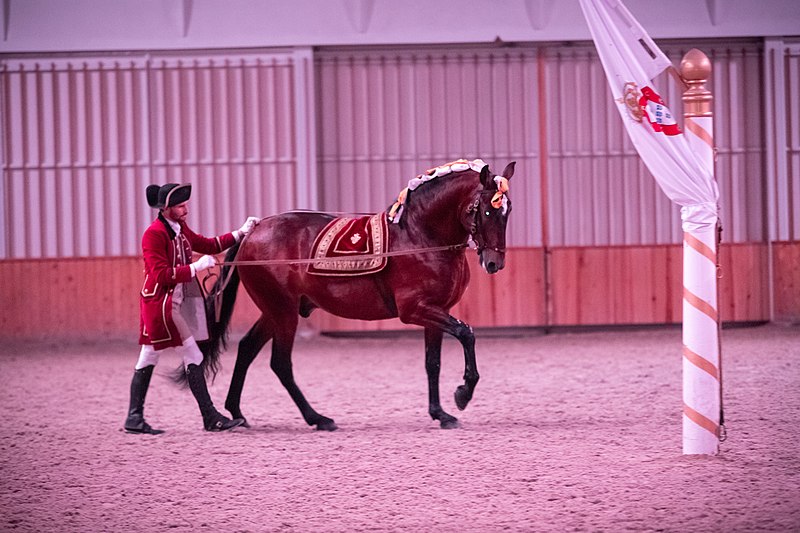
[{"x1": 639, "y1": 86, "x2": 681, "y2": 136}]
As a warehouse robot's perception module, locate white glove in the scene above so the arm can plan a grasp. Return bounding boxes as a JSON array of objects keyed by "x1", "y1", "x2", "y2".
[
  {"x1": 190, "y1": 255, "x2": 217, "y2": 276},
  {"x1": 238, "y1": 216, "x2": 259, "y2": 236}
]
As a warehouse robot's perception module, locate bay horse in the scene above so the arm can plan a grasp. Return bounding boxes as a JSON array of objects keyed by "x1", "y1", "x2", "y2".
[{"x1": 201, "y1": 160, "x2": 516, "y2": 430}]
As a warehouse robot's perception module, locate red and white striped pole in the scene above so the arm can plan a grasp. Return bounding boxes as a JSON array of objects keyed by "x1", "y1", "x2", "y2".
[{"x1": 679, "y1": 49, "x2": 723, "y2": 455}]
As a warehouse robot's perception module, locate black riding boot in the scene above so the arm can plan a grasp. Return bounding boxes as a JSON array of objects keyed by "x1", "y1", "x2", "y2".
[
  {"x1": 124, "y1": 365, "x2": 164, "y2": 435},
  {"x1": 186, "y1": 364, "x2": 245, "y2": 432}
]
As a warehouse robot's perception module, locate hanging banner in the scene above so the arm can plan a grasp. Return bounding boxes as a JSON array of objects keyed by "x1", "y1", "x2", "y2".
[{"x1": 579, "y1": 0, "x2": 723, "y2": 455}]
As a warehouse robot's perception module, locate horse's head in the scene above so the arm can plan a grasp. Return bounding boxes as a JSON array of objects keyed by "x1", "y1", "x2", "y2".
[{"x1": 469, "y1": 162, "x2": 516, "y2": 274}]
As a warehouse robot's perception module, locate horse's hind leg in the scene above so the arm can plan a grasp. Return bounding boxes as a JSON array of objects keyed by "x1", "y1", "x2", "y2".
[
  {"x1": 425, "y1": 327, "x2": 459, "y2": 429},
  {"x1": 271, "y1": 320, "x2": 337, "y2": 431},
  {"x1": 225, "y1": 316, "x2": 271, "y2": 427}
]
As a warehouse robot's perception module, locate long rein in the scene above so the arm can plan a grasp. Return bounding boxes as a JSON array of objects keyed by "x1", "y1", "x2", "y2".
[
  {"x1": 211, "y1": 208, "x2": 476, "y2": 267},
  {"x1": 215, "y1": 242, "x2": 468, "y2": 267},
  {"x1": 203, "y1": 232, "x2": 469, "y2": 305},
  {"x1": 202, "y1": 199, "x2": 487, "y2": 302}
]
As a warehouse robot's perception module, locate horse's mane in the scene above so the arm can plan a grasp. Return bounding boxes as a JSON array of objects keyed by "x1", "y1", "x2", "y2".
[
  {"x1": 388, "y1": 159, "x2": 485, "y2": 225},
  {"x1": 403, "y1": 168, "x2": 474, "y2": 206}
]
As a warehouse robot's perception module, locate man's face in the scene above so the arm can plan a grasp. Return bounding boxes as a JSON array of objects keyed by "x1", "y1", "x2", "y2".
[{"x1": 163, "y1": 201, "x2": 189, "y2": 223}]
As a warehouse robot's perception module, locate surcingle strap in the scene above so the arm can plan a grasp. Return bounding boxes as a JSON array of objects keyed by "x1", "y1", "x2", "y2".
[{"x1": 389, "y1": 158, "x2": 487, "y2": 223}]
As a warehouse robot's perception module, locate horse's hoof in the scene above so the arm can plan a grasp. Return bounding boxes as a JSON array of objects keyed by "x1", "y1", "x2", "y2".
[
  {"x1": 440, "y1": 418, "x2": 460, "y2": 429},
  {"x1": 315, "y1": 419, "x2": 338, "y2": 431},
  {"x1": 226, "y1": 406, "x2": 247, "y2": 425},
  {"x1": 454, "y1": 385, "x2": 471, "y2": 411}
]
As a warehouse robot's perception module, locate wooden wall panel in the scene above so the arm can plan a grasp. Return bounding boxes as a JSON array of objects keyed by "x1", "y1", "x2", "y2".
[
  {"x1": 549, "y1": 246, "x2": 683, "y2": 325},
  {"x1": 0, "y1": 257, "x2": 141, "y2": 340},
  {"x1": 718, "y1": 243, "x2": 770, "y2": 322},
  {"x1": 549, "y1": 243, "x2": 771, "y2": 326},
  {"x1": 0, "y1": 255, "x2": 264, "y2": 341},
  {"x1": 773, "y1": 241, "x2": 800, "y2": 323},
  {"x1": 305, "y1": 248, "x2": 546, "y2": 333},
  {"x1": 452, "y1": 248, "x2": 545, "y2": 327},
  {"x1": 0, "y1": 244, "x2": 788, "y2": 341}
]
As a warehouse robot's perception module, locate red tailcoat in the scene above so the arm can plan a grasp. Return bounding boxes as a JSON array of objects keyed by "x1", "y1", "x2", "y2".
[{"x1": 138, "y1": 215, "x2": 237, "y2": 349}]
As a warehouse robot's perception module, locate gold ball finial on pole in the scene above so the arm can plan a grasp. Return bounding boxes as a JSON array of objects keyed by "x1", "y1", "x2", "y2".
[{"x1": 680, "y1": 48, "x2": 713, "y2": 117}]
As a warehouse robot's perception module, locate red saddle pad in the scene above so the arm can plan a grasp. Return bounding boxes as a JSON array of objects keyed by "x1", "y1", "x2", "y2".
[{"x1": 307, "y1": 212, "x2": 389, "y2": 276}]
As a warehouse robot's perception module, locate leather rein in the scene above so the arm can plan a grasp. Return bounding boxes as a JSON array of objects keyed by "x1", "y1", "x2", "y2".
[
  {"x1": 203, "y1": 194, "x2": 504, "y2": 303},
  {"x1": 215, "y1": 190, "x2": 507, "y2": 268},
  {"x1": 215, "y1": 242, "x2": 467, "y2": 267}
]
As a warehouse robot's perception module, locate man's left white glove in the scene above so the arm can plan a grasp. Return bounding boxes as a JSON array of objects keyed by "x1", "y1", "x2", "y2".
[
  {"x1": 235, "y1": 216, "x2": 260, "y2": 241},
  {"x1": 190, "y1": 254, "x2": 217, "y2": 277}
]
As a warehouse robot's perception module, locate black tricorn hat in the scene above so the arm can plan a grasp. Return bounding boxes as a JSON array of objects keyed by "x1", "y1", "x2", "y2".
[{"x1": 146, "y1": 183, "x2": 192, "y2": 208}]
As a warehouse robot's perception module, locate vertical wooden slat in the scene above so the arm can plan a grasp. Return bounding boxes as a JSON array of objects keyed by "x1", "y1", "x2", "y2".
[
  {"x1": 787, "y1": 46, "x2": 800, "y2": 241},
  {"x1": 718, "y1": 243, "x2": 770, "y2": 322},
  {"x1": 17, "y1": 66, "x2": 30, "y2": 258},
  {"x1": 773, "y1": 242, "x2": 800, "y2": 322},
  {"x1": 82, "y1": 62, "x2": 94, "y2": 257}
]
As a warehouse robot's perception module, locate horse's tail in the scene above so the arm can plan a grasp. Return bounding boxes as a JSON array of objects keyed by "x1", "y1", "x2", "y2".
[{"x1": 172, "y1": 241, "x2": 242, "y2": 387}]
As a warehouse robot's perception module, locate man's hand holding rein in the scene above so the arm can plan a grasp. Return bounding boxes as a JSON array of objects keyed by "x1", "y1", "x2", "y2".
[{"x1": 234, "y1": 216, "x2": 260, "y2": 241}]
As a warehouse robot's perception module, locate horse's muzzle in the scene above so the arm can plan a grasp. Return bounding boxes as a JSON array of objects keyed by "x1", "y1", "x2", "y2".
[{"x1": 480, "y1": 249, "x2": 505, "y2": 274}]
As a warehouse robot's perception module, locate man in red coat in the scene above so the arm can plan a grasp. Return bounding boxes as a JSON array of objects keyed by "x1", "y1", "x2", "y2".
[{"x1": 124, "y1": 182, "x2": 259, "y2": 434}]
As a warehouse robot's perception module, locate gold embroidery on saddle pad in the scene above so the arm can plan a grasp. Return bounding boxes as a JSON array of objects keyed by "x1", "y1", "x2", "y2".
[{"x1": 307, "y1": 212, "x2": 389, "y2": 276}]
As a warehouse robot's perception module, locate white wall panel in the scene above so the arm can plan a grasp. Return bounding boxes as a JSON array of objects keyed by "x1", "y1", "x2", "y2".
[
  {"x1": 0, "y1": 39, "x2": 783, "y2": 258},
  {"x1": 1, "y1": 58, "x2": 151, "y2": 258},
  {"x1": 711, "y1": 44, "x2": 766, "y2": 243},
  {"x1": 545, "y1": 41, "x2": 764, "y2": 246},
  {"x1": 147, "y1": 52, "x2": 301, "y2": 238},
  {"x1": 790, "y1": 45, "x2": 800, "y2": 241},
  {"x1": 782, "y1": 41, "x2": 800, "y2": 241},
  {"x1": 317, "y1": 40, "x2": 768, "y2": 249},
  {"x1": 1, "y1": 50, "x2": 314, "y2": 258},
  {"x1": 316, "y1": 46, "x2": 543, "y2": 247},
  {"x1": 764, "y1": 38, "x2": 800, "y2": 243}
]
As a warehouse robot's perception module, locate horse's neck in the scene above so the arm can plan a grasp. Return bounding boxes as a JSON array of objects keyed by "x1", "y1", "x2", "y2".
[{"x1": 406, "y1": 174, "x2": 478, "y2": 245}]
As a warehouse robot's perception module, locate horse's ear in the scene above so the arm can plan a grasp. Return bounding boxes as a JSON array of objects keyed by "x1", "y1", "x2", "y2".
[
  {"x1": 479, "y1": 165, "x2": 492, "y2": 189},
  {"x1": 502, "y1": 161, "x2": 516, "y2": 180}
]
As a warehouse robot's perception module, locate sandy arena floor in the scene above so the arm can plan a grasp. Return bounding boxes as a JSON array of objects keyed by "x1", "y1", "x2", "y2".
[{"x1": 1, "y1": 324, "x2": 798, "y2": 532}]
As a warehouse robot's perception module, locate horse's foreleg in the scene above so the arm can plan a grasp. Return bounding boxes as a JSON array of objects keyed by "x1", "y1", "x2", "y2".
[
  {"x1": 270, "y1": 327, "x2": 338, "y2": 431},
  {"x1": 403, "y1": 306, "x2": 480, "y2": 415},
  {"x1": 447, "y1": 317, "x2": 478, "y2": 411},
  {"x1": 424, "y1": 327, "x2": 460, "y2": 429},
  {"x1": 225, "y1": 317, "x2": 270, "y2": 427}
]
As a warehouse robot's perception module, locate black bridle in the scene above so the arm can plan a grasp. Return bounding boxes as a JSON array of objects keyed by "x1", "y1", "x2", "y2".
[{"x1": 466, "y1": 191, "x2": 507, "y2": 255}]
